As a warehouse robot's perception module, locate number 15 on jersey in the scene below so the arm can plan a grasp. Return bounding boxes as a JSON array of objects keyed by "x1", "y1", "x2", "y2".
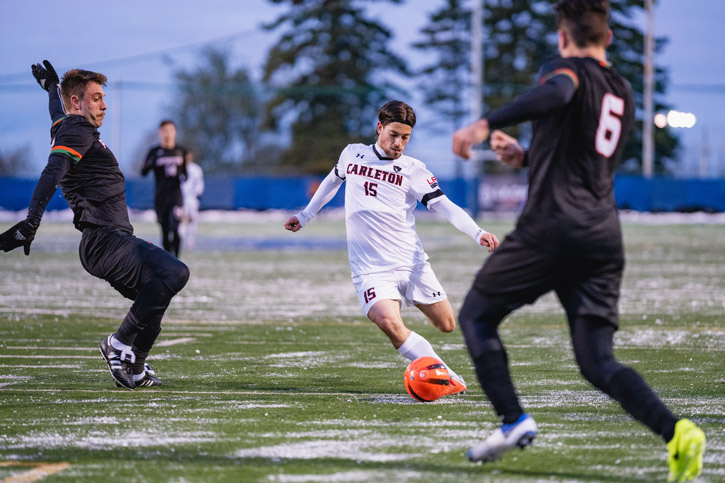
[{"x1": 364, "y1": 181, "x2": 378, "y2": 197}]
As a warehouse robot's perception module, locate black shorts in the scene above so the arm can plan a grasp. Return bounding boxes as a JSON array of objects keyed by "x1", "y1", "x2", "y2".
[
  {"x1": 79, "y1": 226, "x2": 167, "y2": 300},
  {"x1": 471, "y1": 231, "x2": 624, "y2": 328}
]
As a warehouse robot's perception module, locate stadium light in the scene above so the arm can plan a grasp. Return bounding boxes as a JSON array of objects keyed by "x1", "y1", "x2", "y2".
[
  {"x1": 654, "y1": 112, "x2": 668, "y2": 128},
  {"x1": 666, "y1": 110, "x2": 697, "y2": 128},
  {"x1": 653, "y1": 110, "x2": 697, "y2": 129}
]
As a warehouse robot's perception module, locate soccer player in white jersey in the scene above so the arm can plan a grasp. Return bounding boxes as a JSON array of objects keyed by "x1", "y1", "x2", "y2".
[{"x1": 285, "y1": 100, "x2": 500, "y2": 396}]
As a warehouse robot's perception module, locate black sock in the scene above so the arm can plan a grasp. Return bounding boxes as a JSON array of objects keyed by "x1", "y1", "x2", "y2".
[
  {"x1": 473, "y1": 350, "x2": 524, "y2": 424},
  {"x1": 114, "y1": 312, "x2": 142, "y2": 346},
  {"x1": 131, "y1": 348, "x2": 149, "y2": 375},
  {"x1": 609, "y1": 367, "x2": 678, "y2": 443}
]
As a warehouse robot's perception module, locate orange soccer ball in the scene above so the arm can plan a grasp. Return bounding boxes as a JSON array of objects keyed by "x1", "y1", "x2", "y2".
[{"x1": 403, "y1": 356, "x2": 451, "y2": 402}]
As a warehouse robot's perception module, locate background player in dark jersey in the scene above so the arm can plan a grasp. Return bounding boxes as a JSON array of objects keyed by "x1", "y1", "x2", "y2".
[
  {"x1": 141, "y1": 120, "x2": 188, "y2": 257},
  {"x1": 0, "y1": 61, "x2": 189, "y2": 391},
  {"x1": 450, "y1": 1, "x2": 705, "y2": 480}
]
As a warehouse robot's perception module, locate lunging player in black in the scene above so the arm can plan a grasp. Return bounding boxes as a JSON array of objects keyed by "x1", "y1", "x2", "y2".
[
  {"x1": 141, "y1": 120, "x2": 188, "y2": 257},
  {"x1": 0, "y1": 61, "x2": 189, "y2": 391},
  {"x1": 450, "y1": 1, "x2": 705, "y2": 480}
]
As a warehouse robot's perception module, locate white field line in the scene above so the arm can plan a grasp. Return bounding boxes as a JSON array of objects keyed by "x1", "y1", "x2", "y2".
[
  {"x1": 0, "y1": 365, "x2": 80, "y2": 369},
  {"x1": 4, "y1": 337, "x2": 196, "y2": 352},
  {"x1": 0, "y1": 462, "x2": 70, "y2": 482},
  {"x1": 4, "y1": 388, "x2": 427, "y2": 399},
  {"x1": 5, "y1": 347, "x2": 96, "y2": 351},
  {"x1": 154, "y1": 337, "x2": 196, "y2": 347},
  {"x1": 0, "y1": 355, "x2": 99, "y2": 359}
]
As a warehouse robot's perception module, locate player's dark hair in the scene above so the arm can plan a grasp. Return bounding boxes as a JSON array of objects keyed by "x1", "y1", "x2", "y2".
[
  {"x1": 378, "y1": 100, "x2": 416, "y2": 128},
  {"x1": 555, "y1": 0, "x2": 610, "y2": 48},
  {"x1": 159, "y1": 119, "x2": 175, "y2": 129},
  {"x1": 60, "y1": 69, "x2": 107, "y2": 108}
]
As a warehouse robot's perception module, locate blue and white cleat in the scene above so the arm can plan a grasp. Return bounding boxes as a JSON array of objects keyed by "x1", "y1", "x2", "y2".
[{"x1": 468, "y1": 413, "x2": 537, "y2": 463}]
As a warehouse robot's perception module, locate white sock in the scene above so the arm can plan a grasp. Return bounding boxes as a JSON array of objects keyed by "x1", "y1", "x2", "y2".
[
  {"x1": 133, "y1": 371, "x2": 147, "y2": 382},
  {"x1": 109, "y1": 335, "x2": 136, "y2": 363},
  {"x1": 397, "y1": 331, "x2": 458, "y2": 379}
]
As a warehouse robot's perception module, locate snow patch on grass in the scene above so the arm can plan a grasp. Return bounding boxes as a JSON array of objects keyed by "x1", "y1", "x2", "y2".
[
  {"x1": 5, "y1": 429, "x2": 216, "y2": 450},
  {"x1": 269, "y1": 470, "x2": 424, "y2": 482},
  {"x1": 234, "y1": 439, "x2": 416, "y2": 462}
]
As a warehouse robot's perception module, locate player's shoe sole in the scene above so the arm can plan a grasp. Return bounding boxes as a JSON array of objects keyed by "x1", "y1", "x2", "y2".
[
  {"x1": 99, "y1": 335, "x2": 135, "y2": 391},
  {"x1": 468, "y1": 413, "x2": 537, "y2": 463},
  {"x1": 667, "y1": 419, "x2": 706, "y2": 482}
]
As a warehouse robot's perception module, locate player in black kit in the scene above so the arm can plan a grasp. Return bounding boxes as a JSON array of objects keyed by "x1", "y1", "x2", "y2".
[
  {"x1": 141, "y1": 120, "x2": 187, "y2": 257},
  {"x1": 450, "y1": 1, "x2": 705, "y2": 480},
  {"x1": 0, "y1": 61, "x2": 189, "y2": 391}
]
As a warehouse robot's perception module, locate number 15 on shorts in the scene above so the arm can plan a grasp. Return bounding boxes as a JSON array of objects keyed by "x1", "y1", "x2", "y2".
[{"x1": 364, "y1": 287, "x2": 376, "y2": 303}]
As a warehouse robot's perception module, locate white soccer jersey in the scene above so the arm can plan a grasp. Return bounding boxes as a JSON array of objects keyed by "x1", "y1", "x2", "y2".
[
  {"x1": 182, "y1": 162, "x2": 205, "y2": 209},
  {"x1": 335, "y1": 143, "x2": 444, "y2": 277}
]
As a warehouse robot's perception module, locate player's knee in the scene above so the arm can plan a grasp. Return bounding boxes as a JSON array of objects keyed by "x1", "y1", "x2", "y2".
[
  {"x1": 173, "y1": 261, "x2": 190, "y2": 292},
  {"x1": 574, "y1": 349, "x2": 621, "y2": 392},
  {"x1": 163, "y1": 259, "x2": 190, "y2": 294},
  {"x1": 459, "y1": 290, "x2": 504, "y2": 333},
  {"x1": 458, "y1": 290, "x2": 508, "y2": 356},
  {"x1": 374, "y1": 315, "x2": 407, "y2": 342}
]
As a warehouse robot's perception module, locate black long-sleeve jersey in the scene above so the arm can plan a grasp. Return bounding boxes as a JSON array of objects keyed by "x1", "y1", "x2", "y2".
[
  {"x1": 26, "y1": 88, "x2": 133, "y2": 233},
  {"x1": 485, "y1": 56, "x2": 635, "y2": 257},
  {"x1": 141, "y1": 145, "x2": 187, "y2": 210}
]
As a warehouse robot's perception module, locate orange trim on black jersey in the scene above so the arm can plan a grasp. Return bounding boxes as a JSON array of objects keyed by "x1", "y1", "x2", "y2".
[
  {"x1": 540, "y1": 68, "x2": 579, "y2": 89},
  {"x1": 51, "y1": 145, "x2": 83, "y2": 162}
]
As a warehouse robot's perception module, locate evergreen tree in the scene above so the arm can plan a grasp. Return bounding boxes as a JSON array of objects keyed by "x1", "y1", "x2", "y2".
[
  {"x1": 414, "y1": 0, "x2": 676, "y2": 173},
  {"x1": 263, "y1": 0, "x2": 408, "y2": 174},
  {"x1": 172, "y1": 48, "x2": 264, "y2": 174},
  {"x1": 411, "y1": 0, "x2": 471, "y2": 131}
]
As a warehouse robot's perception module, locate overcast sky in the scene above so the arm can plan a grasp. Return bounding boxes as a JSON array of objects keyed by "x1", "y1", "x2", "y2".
[{"x1": 1, "y1": 0, "x2": 723, "y2": 178}]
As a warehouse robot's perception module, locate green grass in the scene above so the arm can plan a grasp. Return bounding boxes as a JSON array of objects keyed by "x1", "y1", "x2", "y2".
[{"x1": 0, "y1": 218, "x2": 723, "y2": 482}]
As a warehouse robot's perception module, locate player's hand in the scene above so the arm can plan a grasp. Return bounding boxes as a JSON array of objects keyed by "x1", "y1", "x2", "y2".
[
  {"x1": 284, "y1": 216, "x2": 302, "y2": 232},
  {"x1": 0, "y1": 220, "x2": 38, "y2": 255},
  {"x1": 31, "y1": 60, "x2": 59, "y2": 91},
  {"x1": 479, "y1": 232, "x2": 500, "y2": 252},
  {"x1": 452, "y1": 118, "x2": 490, "y2": 160},
  {"x1": 490, "y1": 130, "x2": 525, "y2": 168}
]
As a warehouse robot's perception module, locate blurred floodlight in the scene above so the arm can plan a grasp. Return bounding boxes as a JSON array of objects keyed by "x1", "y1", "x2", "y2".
[
  {"x1": 654, "y1": 112, "x2": 668, "y2": 128},
  {"x1": 666, "y1": 110, "x2": 697, "y2": 128}
]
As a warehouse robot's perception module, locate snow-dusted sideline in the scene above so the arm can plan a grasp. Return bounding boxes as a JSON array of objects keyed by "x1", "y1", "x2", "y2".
[{"x1": 1, "y1": 207, "x2": 724, "y2": 224}]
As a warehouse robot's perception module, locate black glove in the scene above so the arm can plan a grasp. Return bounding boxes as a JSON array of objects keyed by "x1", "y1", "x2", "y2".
[
  {"x1": 0, "y1": 220, "x2": 38, "y2": 255},
  {"x1": 31, "y1": 60, "x2": 59, "y2": 91}
]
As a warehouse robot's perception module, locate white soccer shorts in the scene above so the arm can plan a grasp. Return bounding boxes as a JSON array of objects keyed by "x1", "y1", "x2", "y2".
[{"x1": 352, "y1": 262, "x2": 448, "y2": 315}]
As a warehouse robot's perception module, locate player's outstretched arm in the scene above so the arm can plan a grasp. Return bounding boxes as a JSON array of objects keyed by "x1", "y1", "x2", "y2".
[
  {"x1": 0, "y1": 155, "x2": 70, "y2": 255},
  {"x1": 31, "y1": 60, "x2": 65, "y2": 123},
  {"x1": 284, "y1": 169, "x2": 344, "y2": 232},
  {"x1": 428, "y1": 196, "x2": 500, "y2": 252},
  {"x1": 452, "y1": 119, "x2": 490, "y2": 160},
  {"x1": 490, "y1": 130, "x2": 526, "y2": 168},
  {"x1": 453, "y1": 67, "x2": 576, "y2": 161}
]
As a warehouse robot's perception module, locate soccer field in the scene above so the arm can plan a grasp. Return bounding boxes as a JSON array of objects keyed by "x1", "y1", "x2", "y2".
[{"x1": 0, "y1": 217, "x2": 723, "y2": 482}]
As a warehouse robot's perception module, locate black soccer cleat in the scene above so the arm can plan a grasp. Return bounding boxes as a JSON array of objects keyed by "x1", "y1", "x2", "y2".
[
  {"x1": 99, "y1": 335, "x2": 135, "y2": 390},
  {"x1": 135, "y1": 370, "x2": 163, "y2": 388},
  {"x1": 115, "y1": 363, "x2": 162, "y2": 388}
]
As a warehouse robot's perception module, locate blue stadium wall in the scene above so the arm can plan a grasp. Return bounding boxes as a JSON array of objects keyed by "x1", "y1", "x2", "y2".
[{"x1": 0, "y1": 175, "x2": 723, "y2": 213}]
